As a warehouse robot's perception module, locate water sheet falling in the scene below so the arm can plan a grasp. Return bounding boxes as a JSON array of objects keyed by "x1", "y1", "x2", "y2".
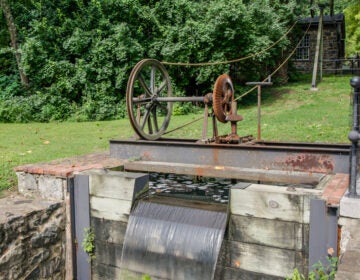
[{"x1": 120, "y1": 201, "x2": 227, "y2": 280}]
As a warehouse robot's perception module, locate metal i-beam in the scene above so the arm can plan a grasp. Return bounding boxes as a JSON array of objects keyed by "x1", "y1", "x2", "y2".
[{"x1": 110, "y1": 139, "x2": 349, "y2": 175}]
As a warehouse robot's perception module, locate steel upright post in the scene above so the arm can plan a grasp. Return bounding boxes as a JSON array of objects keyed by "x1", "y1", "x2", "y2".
[{"x1": 348, "y1": 76, "x2": 360, "y2": 197}]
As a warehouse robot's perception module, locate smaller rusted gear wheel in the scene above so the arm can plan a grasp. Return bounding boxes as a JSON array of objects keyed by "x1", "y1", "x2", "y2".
[{"x1": 213, "y1": 74, "x2": 234, "y2": 123}]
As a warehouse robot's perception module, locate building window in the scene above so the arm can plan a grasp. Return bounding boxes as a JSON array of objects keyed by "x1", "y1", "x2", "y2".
[{"x1": 295, "y1": 34, "x2": 310, "y2": 60}]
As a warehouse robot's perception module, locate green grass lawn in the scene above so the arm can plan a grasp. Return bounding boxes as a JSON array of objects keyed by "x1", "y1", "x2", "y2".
[{"x1": 0, "y1": 74, "x2": 354, "y2": 193}]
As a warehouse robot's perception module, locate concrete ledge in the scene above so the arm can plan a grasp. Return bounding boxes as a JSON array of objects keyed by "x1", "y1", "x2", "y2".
[
  {"x1": 14, "y1": 152, "x2": 124, "y2": 201},
  {"x1": 340, "y1": 195, "x2": 360, "y2": 219},
  {"x1": 321, "y1": 173, "x2": 349, "y2": 207}
]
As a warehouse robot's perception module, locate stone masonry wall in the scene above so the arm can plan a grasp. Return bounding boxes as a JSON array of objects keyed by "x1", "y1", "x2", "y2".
[
  {"x1": 293, "y1": 25, "x2": 341, "y2": 73},
  {"x1": 0, "y1": 197, "x2": 65, "y2": 280}
]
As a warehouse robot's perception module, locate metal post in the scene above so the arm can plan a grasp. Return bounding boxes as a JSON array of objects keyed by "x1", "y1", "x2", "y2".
[
  {"x1": 201, "y1": 104, "x2": 209, "y2": 142},
  {"x1": 348, "y1": 76, "x2": 360, "y2": 198},
  {"x1": 246, "y1": 81, "x2": 273, "y2": 141},
  {"x1": 257, "y1": 85, "x2": 261, "y2": 141}
]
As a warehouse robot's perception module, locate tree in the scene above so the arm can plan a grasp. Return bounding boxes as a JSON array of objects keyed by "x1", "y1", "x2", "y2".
[
  {"x1": 0, "y1": 0, "x2": 28, "y2": 86},
  {"x1": 344, "y1": 2, "x2": 360, "y2": 56},
  {"x1": 0, "y1": 0, "x2": 303, "y2": 122}
]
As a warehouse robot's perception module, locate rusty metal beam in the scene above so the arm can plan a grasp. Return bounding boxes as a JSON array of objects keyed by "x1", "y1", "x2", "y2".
[
  {"x1": 124, "y1": 161, "x2": 325, "y2": 186},
  {"x1": 110, "y1": 139, "x2": 350, "y2": 176}
]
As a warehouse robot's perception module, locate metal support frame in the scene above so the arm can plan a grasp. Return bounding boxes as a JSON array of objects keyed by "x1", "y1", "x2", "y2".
[
  {"x1": 348, "y1": 76, "x2": 360, "y2": 198},
  {"x1": 73, "y1": 175, "x2": 91, "y2": 280},
  {"x1": 245, "y1": 81, "x2": 273, "y2": 141},
  {"x1": 309, "y1": 199, "x2": 338, "y2": 269}
]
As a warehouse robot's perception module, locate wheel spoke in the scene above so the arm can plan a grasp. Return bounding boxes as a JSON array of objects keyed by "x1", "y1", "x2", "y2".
[
  {"x1": 150, "y1": 66, "x2": 156, "y2": 94},
  {"x1": 138, "y1": 75, "x2": 153, "y2": 97},
  {"x1": 157, "y1": 80, "x2": 167, "y2": 95},
  {"x1": 136, "y1": 105, "x2": 141, "y2": 124},
  {"x1": 152, "y1": 108, "x2": 159, "y2": 132},
  {"x1": 140, "y1": 108, "x2": 151, "y2": 130},
  {"x1": 147, "y1": 111, "x2": 153, "y2": 134}
]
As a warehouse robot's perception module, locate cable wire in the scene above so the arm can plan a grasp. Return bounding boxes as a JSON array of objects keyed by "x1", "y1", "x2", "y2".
[
  {"x1": 234, "y1": 20, "x2": 313, "y2": 101},
  {"x1": 159, "y1": 20, "x2": 312, "y2": 133}
]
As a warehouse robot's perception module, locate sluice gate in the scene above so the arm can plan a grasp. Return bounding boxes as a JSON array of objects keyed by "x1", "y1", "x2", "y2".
[
  {"x1": 101, "y1": 138, "x2": 350, "y2": 279},
  {"x1": 73, "y1": 62, "x2": 356, "y2": 279}
]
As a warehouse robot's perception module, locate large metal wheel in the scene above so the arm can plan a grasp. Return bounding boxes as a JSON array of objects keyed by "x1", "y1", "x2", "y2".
[
  {"x1": 126, "y1": 59, "x2": 173, "y2": 140},
  {"x1": 213, "y1": 74, "x2": 234, "y2": 123}
]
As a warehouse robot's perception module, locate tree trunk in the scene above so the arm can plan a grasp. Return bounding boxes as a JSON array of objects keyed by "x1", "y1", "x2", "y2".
[{"x1": 0, "y1": 0, "x2": 29, "y2": 86}]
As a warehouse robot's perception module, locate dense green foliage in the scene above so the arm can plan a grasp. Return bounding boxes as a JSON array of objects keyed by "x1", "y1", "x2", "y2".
[
  {"x1": 0, "y1": 0, "x2": 358, "y2": 122},
  {"x1": 1, "y1": 0, "x2": 297, "y2": 122},
  {"x1": 344, "y1": 2, "x2": 360, "y2": 56}
]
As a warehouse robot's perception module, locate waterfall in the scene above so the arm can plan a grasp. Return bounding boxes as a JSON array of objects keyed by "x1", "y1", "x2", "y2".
[{"x1": 120, "y1": 201, "x2": 227, "y2": 280}]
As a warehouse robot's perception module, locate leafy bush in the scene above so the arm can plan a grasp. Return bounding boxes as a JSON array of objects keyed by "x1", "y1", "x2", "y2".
[
  {"x1": 1, "y1": 0, "x2": 300, "y2": 122},
  {"x1": 287, "y1": 256, "x2": 338, "y2": 280},
  {"x1": 82, "y1": 228, "x2": 95, "y2": 262}
]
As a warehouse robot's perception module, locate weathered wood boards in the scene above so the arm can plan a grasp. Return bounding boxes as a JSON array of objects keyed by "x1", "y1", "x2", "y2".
[
  {"x1": 75, "y1": 169, "x2": 339, "y2": 280},
  {"x1": 214, "y1": 183, "x2": 323, "y2": 279}
]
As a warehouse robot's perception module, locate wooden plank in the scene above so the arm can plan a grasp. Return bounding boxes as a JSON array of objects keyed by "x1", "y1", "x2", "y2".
[
  {"x1": 218, "y1": 240, "x2": 306, "y2": 278},
  {"x1": 88, "y1": 170, "x2": 148, "y2": 201},
  {"x1": 230, "y1": 184, "x2": 322, "y2": 223},
  {"x1": 91, "y1": 217, "x2": 127, "y2": 244},
  {"x1": 214, "y1": 266, "x2": 284, "y2": 280},
  {"x1": 229, "y1": 215, "x2": 309, "y2": 251},
  {"x1": 94, "y1": 240, "x2": 123, "y2": 268},
  {"x1": 90, "y1": 196, "x2": 131, "y2": 222},
  {"x1": 92, "y1": 262, "x2": 122, "y2": 280},
  {"x1": 92, "y1": 262, "x2": 170, "y2": 280},
  {"x1": 124, "y1": 161, "x2": 323, "y2": 185}
]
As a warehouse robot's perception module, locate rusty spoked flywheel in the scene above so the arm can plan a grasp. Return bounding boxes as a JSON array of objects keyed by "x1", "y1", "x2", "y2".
[
  {"x1": 126, "y1": 59, "x2": 173, "y2": 140},
  {"x1": 212, "y1": 74, "x2": 235, "y2": 123}
]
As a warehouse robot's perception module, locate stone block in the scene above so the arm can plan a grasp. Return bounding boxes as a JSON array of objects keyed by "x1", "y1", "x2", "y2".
[
  {"x1": 0, "y1": 198, "x2": 65, "y2": 280},
  {"x1": 38, "y1": 175, "x2": 65, "y2": 200},
  {"x1": 17, "y1": 172, "x2": 38, "y2": 196}
]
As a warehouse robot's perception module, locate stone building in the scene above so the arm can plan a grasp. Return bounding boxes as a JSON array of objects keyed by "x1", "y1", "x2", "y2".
[{"x1": 293, "y1": 14, "x2": 345, "y2": 73}]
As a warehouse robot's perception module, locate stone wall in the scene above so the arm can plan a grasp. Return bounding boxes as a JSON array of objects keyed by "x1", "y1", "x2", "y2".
[
  {"x1": 0, "y1": 197, "x2": 65, "y2": 280},
  {"x1": 11, "y1": 152, "x2": 125, "y2": 280},
  {"x1": 293, "y1": 24, "x2": 342, "y2": 74}
]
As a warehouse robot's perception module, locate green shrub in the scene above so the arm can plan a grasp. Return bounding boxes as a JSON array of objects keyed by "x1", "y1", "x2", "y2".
[
  {"x1": 287, "y1": 256, "x2": 338, "y2": 280},
  {"x1": 82, "y1": 228, "x2": 95, "y2": 262}
]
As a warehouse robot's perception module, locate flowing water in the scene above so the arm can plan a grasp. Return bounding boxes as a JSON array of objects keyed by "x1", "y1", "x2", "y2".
[
  {"x1": 120, "y1": 201, "x2": 227, "y2": 280},
  {"x1": 148, "y1": 173, "x2": 234, "y2": 204}
]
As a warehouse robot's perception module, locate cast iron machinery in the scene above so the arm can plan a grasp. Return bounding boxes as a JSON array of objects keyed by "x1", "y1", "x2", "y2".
[{"x1": 126, "y1": 59, "x2": 245, "y2": 143}]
